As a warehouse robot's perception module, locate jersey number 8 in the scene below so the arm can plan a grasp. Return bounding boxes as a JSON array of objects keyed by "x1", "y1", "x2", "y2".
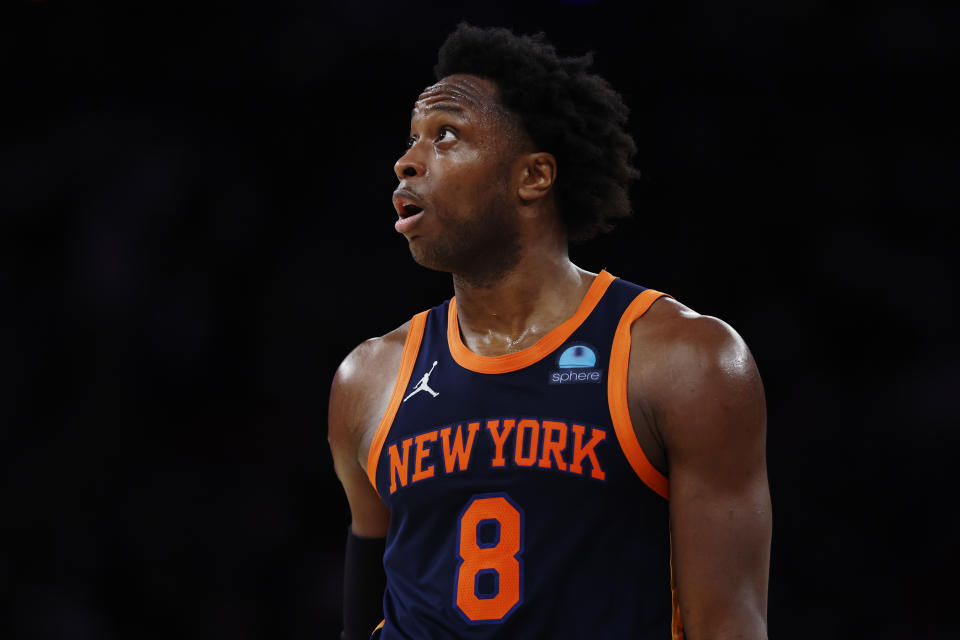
[{"x1": 454, "y1": 493, "x2": 524, "y2": 623}]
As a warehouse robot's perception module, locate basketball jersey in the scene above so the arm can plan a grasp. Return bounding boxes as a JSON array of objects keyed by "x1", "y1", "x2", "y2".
[{"x1": 366, "y1": 271, "x2": 684, "y2": 639}]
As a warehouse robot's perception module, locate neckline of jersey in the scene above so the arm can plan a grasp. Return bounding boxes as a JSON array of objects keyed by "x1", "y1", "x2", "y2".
[{"x1": 446, "y1": 270, "x2": 617, "y2": 374}]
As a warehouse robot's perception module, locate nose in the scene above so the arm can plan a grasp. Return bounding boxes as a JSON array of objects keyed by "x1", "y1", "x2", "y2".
[{"x1": 394, "y1": 145, "x2": 425, "y2": 181}]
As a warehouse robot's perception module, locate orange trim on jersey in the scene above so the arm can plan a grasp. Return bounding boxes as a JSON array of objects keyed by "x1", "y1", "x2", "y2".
[
  {"x1": 366, "y1": 310, "x2": 429, "y2": 494},
  {"x1": 607, "y1": 288, "x2": 672, "y2": 499},
  {"x1": 447, "y1": 270, "x2": 616, "y2": 374},
  {"x1": 373, "y1": 619, "x2": 385, "y2": 633}
]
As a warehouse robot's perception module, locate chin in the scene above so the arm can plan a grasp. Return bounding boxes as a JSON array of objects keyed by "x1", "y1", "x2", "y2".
[{"x1": 408, "y1": 240, "x2": 457, "y2": 274}]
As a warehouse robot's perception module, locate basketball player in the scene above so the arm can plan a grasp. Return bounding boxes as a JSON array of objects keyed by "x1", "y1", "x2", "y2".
[{"x1": 329, "y1": 24, "x2": 771, "y2": 640}]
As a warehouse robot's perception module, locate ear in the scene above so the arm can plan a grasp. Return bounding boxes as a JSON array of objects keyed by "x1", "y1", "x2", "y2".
[{"x1": 517, "y1": 152, "x2": 557, "y2": 202}]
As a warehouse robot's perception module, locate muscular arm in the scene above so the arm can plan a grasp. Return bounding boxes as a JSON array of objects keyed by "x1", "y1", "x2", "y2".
[
  {"x1": 328, "y1": 325, "x2": 408, "y2": 638},
  {"x1": 631, "y1": 303, "x2": 771, "y2": 640},
  {"x1": 329, "y1": 326, "x2": 409, "y2": 536}
]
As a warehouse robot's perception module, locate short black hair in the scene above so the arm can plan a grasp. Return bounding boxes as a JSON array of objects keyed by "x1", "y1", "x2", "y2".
[{"x1": 435, "y1": 23, "x2": 639, "y2": 243}]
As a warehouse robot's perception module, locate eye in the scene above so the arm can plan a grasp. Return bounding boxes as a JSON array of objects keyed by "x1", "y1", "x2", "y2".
[
  {"x1": 405, "y1": 135, "x2": 418, "y2": 149},
  {"x1": 436, "y1": 126, "x2": 457, "y2": 144}
]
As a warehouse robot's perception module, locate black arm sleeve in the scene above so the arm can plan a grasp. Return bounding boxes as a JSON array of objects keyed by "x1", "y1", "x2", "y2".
[{"x1": 341, "y1": 527, "x2": 386, "y2": 640}]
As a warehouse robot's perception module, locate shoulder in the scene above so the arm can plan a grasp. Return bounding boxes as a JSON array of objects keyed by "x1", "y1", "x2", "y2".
[
  {"x1": 328, "y1": 320, "x2": 412, "y2": 469},
  {"x1": 628, "y1": 296, "x2": 765, "y2": 456},
  {"x1": 332, "y1": 321, "x2": 411, "y2": 395},
  {"x1": 633, "y1": 296, "x2": 756, "y2": 378}
]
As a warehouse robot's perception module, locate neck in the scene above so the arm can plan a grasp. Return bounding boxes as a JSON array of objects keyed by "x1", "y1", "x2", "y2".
[{"x1": 452, "y1": 249, "x2": 594, "y2": 356}]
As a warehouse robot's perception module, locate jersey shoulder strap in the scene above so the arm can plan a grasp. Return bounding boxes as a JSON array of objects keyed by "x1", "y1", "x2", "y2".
[{"x1": 365, "y1": 310, "x2": 429, "y2": 492}]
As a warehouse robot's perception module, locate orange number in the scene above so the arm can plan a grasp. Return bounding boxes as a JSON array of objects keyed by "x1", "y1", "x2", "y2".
[{"x1": 454, "y1": 493, "x2": 524, "y2": 623}]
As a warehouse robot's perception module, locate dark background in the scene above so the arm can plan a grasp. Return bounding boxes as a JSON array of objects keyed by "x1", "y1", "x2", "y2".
[{"x1": 2, "y1": 0, "x2": 957, "y2": 638}]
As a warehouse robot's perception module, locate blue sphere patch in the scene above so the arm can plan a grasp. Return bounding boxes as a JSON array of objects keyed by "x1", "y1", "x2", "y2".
[{"x1": 558, "y1": 345, "x2": 596, "y2": 369}]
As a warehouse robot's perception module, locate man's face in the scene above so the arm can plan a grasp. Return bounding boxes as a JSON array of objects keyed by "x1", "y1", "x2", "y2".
[{"x1": 392, "y1": 74, "x2": 522, "y2": 280}]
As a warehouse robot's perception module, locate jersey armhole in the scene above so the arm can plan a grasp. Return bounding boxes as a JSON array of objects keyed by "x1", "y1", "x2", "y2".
[
  {"x1": 607, "y1": 289, "x2": 672, "y2": 500},
  {"x1": 365, "y1": 310, "x2": 429, "y2": 495}
]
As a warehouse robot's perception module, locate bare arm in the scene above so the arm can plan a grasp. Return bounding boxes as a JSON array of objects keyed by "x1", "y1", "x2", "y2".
[
  {"x1": 328, "y1": 369, "x2": 389, "y2": 536},
  {"x1": 328, "y1": 359, "x2": 389, "y2": 537},
  {"x1": 328, "y1": 327, "x2": 409, "y2": 639},
  {"x1": 633, "y1": 305, "x2": 771, "y2": 639},
  {"x1": 328, "y1": 327, "x2": 409, "y2": 537}
]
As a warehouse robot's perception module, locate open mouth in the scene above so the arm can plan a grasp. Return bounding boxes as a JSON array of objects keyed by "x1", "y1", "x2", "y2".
[
  {"x1": 393, "y1": 188, "x2": 426, "y2": 225},
  {"x1": 400, "y1": 203, "x2": 424, "y2": 218}
]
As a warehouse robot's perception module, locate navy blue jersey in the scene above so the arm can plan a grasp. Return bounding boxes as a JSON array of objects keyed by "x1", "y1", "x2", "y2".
[{"x1": 366, "y1": 271, "x2": 683, "y2": 639}]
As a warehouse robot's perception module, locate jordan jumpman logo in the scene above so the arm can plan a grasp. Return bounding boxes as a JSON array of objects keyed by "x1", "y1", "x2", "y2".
[{"x1": 404, "y1": 361, "x2": 439, "y2": 402}]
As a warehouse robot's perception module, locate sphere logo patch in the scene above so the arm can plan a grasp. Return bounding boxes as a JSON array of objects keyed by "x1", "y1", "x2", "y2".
[{"x1": 550, "y1": 343, "x2": 602, "y2": 384}]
